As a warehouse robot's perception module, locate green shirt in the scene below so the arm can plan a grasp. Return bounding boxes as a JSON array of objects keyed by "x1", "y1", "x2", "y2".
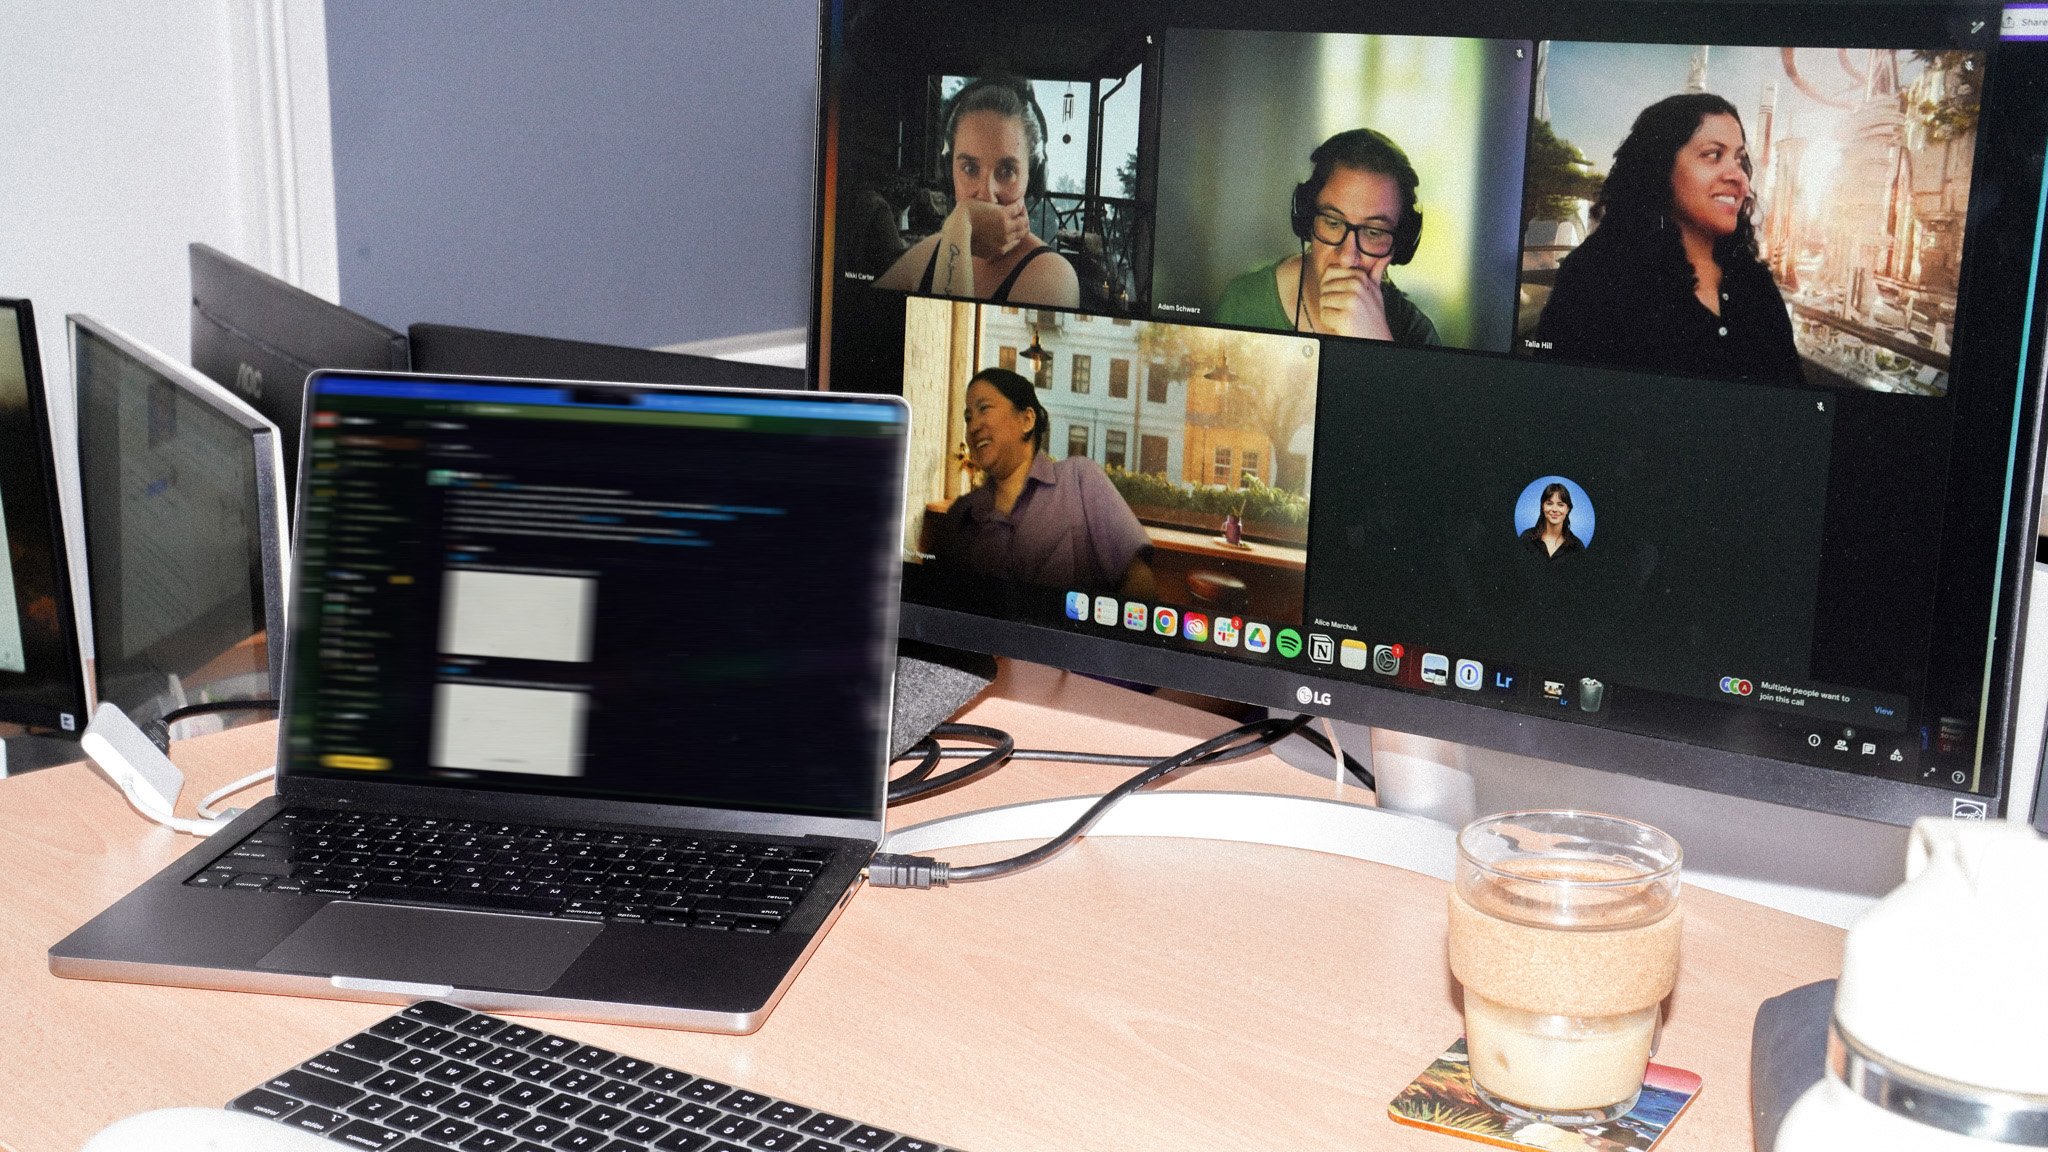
[{"x1": 1212, "y1": 259, "x2": 1441, "y2": 345}]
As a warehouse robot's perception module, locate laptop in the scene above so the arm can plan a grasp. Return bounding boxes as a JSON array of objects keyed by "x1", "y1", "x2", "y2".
[{"x1": 51, "y1": 371, "x2": 910, "y2": 1033}]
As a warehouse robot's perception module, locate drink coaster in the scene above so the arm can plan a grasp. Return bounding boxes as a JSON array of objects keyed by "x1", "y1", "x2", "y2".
[{"x1": 1389, "y1": 1037, "x2": 1703, "y2": 1150}]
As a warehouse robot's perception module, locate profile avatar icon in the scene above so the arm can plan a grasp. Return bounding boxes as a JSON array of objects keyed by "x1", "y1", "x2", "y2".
[{"x1": 1515, "y1": 477, "x2": 1594, "y2": 559}]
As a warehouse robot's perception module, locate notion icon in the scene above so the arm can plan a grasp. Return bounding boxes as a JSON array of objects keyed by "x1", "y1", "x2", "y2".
[
  {"x1": 1421, "y1": 653, "x2": 1450, "y2": 686},
  {"x1": 1454, "y1": 659, "x2": 1484, "y2": 691},
  {"x1": 1093, "y1": 595, "x2": 1118, "y2": 626},
  {"x1": 1339, "y1": 638, "x2": 1369, "y2": 670},
  {"x1": 1065, "y1": 591, "x2": 1089, "y2": 621},
  {"x1": 1245, "y1": 623, "x2": 1272, "y2": 654},
  {"x1": 1153, "y1": 606, "x2": 1178, "y2": 636},
  {"x1": 1123, "y1": 601, "x2": 1148, "y2": 630},
  {"x1": 1309, "y1": 634, "x2": 1336, "y2": 664}
]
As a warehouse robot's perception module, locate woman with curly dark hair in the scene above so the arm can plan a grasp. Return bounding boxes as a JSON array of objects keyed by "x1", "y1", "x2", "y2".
[{"x1": 1533, "y1": 93, "x2": 1802, "y2": 383}]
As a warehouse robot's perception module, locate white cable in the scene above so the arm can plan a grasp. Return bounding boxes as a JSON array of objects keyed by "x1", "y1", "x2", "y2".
[
  {"x1": 196, "y1": 767, "x2": 276, "y2": 819},
  {"x1": 1323, "y1": 716, "x2": 1345, "y2": 800},
  {"x1": 117, "y1": 772, "x2": 226, "y2": 837}
]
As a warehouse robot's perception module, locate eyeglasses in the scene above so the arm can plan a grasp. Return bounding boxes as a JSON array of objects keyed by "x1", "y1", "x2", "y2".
[{"x1": 1310, "y1": 211, "x2": 1397, "y2": 258}]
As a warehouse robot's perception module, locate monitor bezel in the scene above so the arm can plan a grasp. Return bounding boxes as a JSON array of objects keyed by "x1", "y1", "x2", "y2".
[
  {"x1": 0, "y1": 298, "x2": 91, "y2": 736},
  {"x1": 69, "y1": 314, "x2": 291, "y2": 716},
  {"x1": 807, "y1": 0, "x2": 2048, "y2": 827}
]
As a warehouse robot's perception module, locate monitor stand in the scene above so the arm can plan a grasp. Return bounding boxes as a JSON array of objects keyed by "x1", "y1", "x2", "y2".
[
  {"x1": 0, "y1": 730, "x2": 84, "y2": 776},
  {"x1": 1281, "y1": 724, "x2": 1909, "y2": 928}
]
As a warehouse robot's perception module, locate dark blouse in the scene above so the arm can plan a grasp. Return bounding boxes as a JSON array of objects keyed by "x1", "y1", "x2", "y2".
[
  {"x1": 1520, "y1": 524, "x2": 1585, "y2": 560},
  {"x1": 1533, "y1": 230, "x2": 1804, "y2": 384}
]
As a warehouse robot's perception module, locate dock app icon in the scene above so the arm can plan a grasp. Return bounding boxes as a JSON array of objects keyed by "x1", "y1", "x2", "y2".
[{"x1": 1065, "y1": 591, "x2": 1089, "y2": 620}]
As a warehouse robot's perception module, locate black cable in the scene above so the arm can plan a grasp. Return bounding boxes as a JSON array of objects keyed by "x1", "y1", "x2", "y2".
[
  {"x1": 886, "y1": 723, "x2": 1014, "y2": 804},
  {"x1": 894, "y1": 717, "x2": 1374, "y2": 789},
  {"x1": 159, "y1": 699, "x2": 281, "y2": 725},
  {"x1": 868, "y1": 714, "x2": 1311, "y2": 888}
]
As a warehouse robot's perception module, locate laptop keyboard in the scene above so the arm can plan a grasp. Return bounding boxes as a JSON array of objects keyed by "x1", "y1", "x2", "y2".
[
  {"x1": 184, "y1": 808, "x2": 829, "y2": 933},
  {"x1": 231, "y1": 1000, "x2": 963, "y2": 1151}
]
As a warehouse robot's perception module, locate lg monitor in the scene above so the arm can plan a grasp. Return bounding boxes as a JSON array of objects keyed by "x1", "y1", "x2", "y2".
[
  {"x1": 0, "y1": 300, "x2": 89, "y2": 770},
  {"x1": 812, "y1": 0, "x2": 2048, "y2": 912},
  {"x1": 407, "y1": 322, "x2": 804, "y2": 392},
  {"x1": 189, "y1": 242, "x2": 409, "y2": 509},
  {"x1": 72, "y1": 314, "x2": 290, "y2": 731}
]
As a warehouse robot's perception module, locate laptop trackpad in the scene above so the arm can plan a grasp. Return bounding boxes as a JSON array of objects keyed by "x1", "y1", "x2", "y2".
[{"x1": 258, "y1": 903, "x2": 601, "y2": 992}]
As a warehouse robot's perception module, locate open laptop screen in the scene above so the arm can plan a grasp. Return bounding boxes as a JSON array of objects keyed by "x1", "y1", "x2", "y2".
[{"x1": 285, "y1": 374, "x2": 909, "y2": 819}]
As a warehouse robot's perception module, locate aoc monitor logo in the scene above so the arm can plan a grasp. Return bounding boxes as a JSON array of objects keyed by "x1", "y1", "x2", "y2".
[
  {"x1": 1719, "y1": 676, "x2": 1754, "y2": 696},
  {"x1": 1295, "y1": 685, "x2": 1332, "y2": 707}
]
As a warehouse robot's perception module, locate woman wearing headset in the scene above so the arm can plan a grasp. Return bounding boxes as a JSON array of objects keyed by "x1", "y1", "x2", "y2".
[
  {"x1": 1213, "y1": 128, "x2": 1439, "y2": 344},
  {"x1": 875, "y1": 76, "x2": 1079, "y2": 308}
]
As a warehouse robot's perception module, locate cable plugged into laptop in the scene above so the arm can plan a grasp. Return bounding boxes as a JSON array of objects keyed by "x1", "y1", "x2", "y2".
[
  {"x1": 870, "y1": 715, "x2": 1315, "y2": 888},
  {"x1": 865, "y1": 853, "x2": 950, "y2": 889},
  {"x1": 81, "y1": 702, "x2": 271, "y2": 837}
]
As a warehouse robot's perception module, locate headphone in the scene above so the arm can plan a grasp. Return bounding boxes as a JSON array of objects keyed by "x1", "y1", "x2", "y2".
[
  {"x1": 1289, "y1": 128, "x2": 1424, "y2": 265},
  {"x1": 939, "y1": 74, "x2": 1050, "y2": 201}
]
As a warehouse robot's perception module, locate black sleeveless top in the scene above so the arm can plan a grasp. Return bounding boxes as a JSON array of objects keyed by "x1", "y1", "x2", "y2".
[{"x1": 917, "y1": 242, "x2": 1053, "y2": 303}]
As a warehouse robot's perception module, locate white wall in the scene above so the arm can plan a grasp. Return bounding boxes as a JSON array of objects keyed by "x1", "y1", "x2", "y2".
[{"x1": 0, "y1": 0, "x2": 337, "y2": 410}]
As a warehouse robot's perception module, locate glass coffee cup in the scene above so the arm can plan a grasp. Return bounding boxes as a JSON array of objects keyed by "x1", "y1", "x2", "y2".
[{"x1": 1447, "y1": 810, "x2": 1683, "y2": 1125}]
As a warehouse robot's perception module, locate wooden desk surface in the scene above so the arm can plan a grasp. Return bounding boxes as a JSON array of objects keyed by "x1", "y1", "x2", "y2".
[{"x1": 0, "y1": 661, "x2": 1843, "y2": 1152}]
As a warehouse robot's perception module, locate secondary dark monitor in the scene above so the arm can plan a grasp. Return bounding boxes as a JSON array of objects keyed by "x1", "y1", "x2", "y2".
[
  {"x1": 189, "y1": 242, "x2": 409, "y2": 509},
  {"x1": 0, "y1": 300, "x2": 89, "y2": 755},
  {"x1": 407, "y1": 322, "x2": 805, "y2": 391},
  {"x1": 812, "y1": 0, "x2": 2047, "y2": 833},
  {"x1": 72, "y1": 314, "x2": 290, "y2": 730}
]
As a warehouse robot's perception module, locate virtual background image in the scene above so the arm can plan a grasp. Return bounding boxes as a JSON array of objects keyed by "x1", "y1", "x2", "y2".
[{"x1": 1521, "y1": 41, "x2": 1981, "y2": 395}]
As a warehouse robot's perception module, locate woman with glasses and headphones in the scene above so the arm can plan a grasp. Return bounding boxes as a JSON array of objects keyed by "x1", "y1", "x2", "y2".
[
  {"x1": 875, "y1": 75, "x2": 1079, "y2": 309},
  {"x1": 1213, "y1": 128, "x2": 1439, "y2": 344}
]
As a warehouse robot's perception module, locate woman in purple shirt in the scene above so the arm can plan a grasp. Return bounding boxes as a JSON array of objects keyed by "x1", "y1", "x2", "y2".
[{"x1": 933, "y1": 368, "x2": 1155, "y2": 597}]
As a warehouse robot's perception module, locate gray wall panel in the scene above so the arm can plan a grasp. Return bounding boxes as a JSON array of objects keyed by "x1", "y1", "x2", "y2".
[{"x1": 326, "y1": 1, "x2": 816, "y2": 346}]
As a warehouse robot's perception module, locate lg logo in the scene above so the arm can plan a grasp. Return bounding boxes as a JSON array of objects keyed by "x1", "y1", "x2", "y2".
[{"x1": 1295, "y1": 685, "x2": 1331, "y2": 707}]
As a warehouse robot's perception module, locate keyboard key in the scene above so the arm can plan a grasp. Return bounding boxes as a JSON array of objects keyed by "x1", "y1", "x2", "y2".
[
  {"x1": 424, "y1": 1117, "x2": 479, "y2": 1142},
  {"x1": 845, "y1": 1127, "x2": 897, "y2": 1150},
  {"x1": 284, "y1": 1107, "x2": 351, "y2": 1135},
  {"x1": 758, "y1": 1103, "x2": 808, "y2": 1127},
  {"x1": 348, "y1": 1095, "x2": 405, "y2": 1121},
  {"x1": 704, "y1": 1115, "x2": 761, "y2": 1141},
  {"x1": 615, "y1": 1118, "x2": 672, "y2": 1142},
  {"x1": 797, "y1": 1114, "x2": 852, "y2": 1139},
  {"x1": 337, "y1": 1033, "x2": 407, "y2": 1063},
  {"x1": 579, "y1": 1104, "x2": 631, "y2": 1130},
  {"x1": 653, "y1": 1132, "x2": 711, "y2": 1152},
  {"x1": 404, "y1": 1001, "x2": 469, "y2": 1027},
  {"x1": 746, "y1": 1127, "x2": 807, "y2": 1150},
  {"x1": 512, "y1": 1115, "x2": 574, "y2": 1141},
  {"x1": 332, "y1": 1119, "x2": 407, "y2": 1150},
  {"x1": 385, "y1": 1105, "x2": 439, "y2": 1132},
  {"x1": 721, "y1": 1091, "x2": 771, "y2": 1115},
  {"x1": 551, "y1": 1128, "x2": 609, "y2": 1151},
  {"x1": 683, "y1": 1079, "x2": 733, "y2": 1104},
  {"x1": 266, "y1": 1069, "x2": 362, "y2": 1110},
  {"x1": 227, "y1": 1088, "x2": 300, "y2": 1119},
  {"x1": 641, "y1": 1069, "x2": 690, "y2": 1094},
  {"x1": 460, "y1": 1131, "x2": 522, "y2": 1152},
  {"x1": 478, "y1": 1104, "x2": 532, "y2": 1129}
]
